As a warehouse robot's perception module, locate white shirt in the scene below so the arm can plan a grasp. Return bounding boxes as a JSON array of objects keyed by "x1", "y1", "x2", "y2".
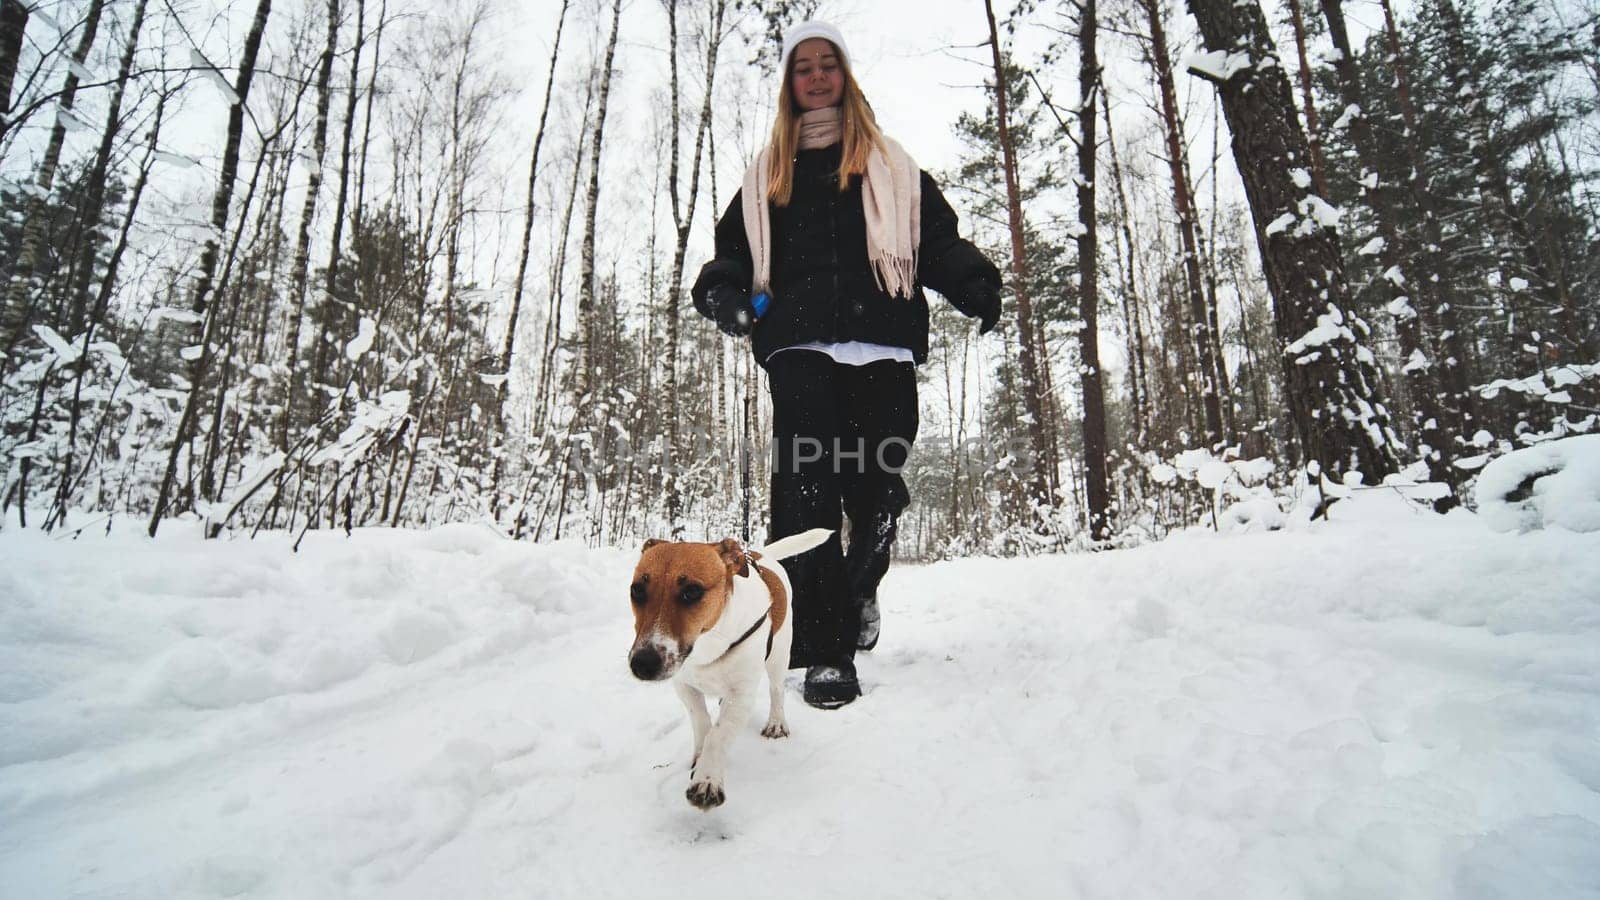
[{"x1": 767, "y1": 341, "x2": 915, "y2": 366}]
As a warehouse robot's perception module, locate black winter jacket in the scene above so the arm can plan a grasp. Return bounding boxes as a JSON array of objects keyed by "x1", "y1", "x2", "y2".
[{"x1": 690, "y1": 142, "x2": 1001, "y2": 366}]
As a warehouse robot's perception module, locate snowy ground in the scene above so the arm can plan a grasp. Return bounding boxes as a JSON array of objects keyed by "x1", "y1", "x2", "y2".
[{"x1": 2, "y1": 496, "x2": 1598, "y2": 899}]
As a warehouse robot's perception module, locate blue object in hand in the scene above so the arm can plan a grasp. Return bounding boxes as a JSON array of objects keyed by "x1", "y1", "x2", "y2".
[{"x1": 751, "y1": 291, "x2": 771, "y2": 318}]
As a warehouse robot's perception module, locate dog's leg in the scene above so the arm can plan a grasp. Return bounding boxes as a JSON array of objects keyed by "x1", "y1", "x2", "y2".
[
  {"x1": 762, "y1": 642, "x2": 791, "y2": 739},
  {"x1": 675, "y1": 681, "x2": 711, "y2": 770},
  {"x1": 685, "y1": 690, "x2": 753, "y2": 810}
]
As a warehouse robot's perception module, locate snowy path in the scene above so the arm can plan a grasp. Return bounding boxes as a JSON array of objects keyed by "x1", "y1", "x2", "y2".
[{"x1": 2, "y1": 499, "x2": 1598, "y2": 899}]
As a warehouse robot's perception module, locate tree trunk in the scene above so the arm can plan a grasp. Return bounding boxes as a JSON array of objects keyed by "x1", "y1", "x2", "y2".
[
  {"x1": 1140, "y1": 0, "x2": 1226, "y2": 448},
  {"x1": 1320, "y1": 0, "x2": 1463, "y2": 509},
  {"x1": 149, "y1": 0, "x2": 274, "y2": 537},
  {"x1": 983, "y1": 0, "x2": 1054, "y2": 517},
  {"x1": 1186, "y1": 0, "x2": 1401, "y2": 488},
  {"x1": 535, "y1": 73, "x2": 597, "y2": 435},
  {"x1": 352, "y1": 0, "x2": 388, "y2": 246},
  {"x1": 1076, "y1": 0, "x2": 1111, "y2": 541},
  {"x1": 45, "y1": 82, "x2": 171, "y2": 531},
  {"x1": 1375, "y1": 0, "x2": 1473, "y2": 431},
  {"x1": 318, "y1": 0, "x2": 367, "y2": 398},
  {"x1": 0, "y1": 0, "x2": 28, "y2": 137},
  {"x1": 664, "y1": 0, "x2": 728, "y2": 534},
  {"x1": 280, "y1": 0, "x2": 341, "y2": 447},
  {"x1": 1284, "y1": 0, "x2": 1330, "y2": 196},
  {"x1": 63, "y1": 0, "x2": 150, "y2": 336},
  {"x1": 492, "y1": 0, "x2": 569, "y2": 518},
  {"x1": 1101, "y1": 87, "x2": 1150, "y2": 447},
  {"x1": 575, "y1": 0, "x2": 624, "y2": 400},
  {"x1": 1, "y1": 0, "x2": 105, "y2": 362}
]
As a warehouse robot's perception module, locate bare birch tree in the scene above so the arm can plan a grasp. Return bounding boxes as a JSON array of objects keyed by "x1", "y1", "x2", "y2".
[
  {"x1": 1, "y1": 0, "x2": 105, "y2": 365},
  {"x1": 149, "y1": 0, "x2": 275, "y2": 536},
  {"x1": 575, "y1": 0, "x2": 624, "y2": 400}
]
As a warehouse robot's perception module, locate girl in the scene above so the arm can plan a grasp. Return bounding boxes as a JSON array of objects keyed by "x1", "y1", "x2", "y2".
[{"x1": 692, "y1": 21, "x2": 1001, "y2": 709}]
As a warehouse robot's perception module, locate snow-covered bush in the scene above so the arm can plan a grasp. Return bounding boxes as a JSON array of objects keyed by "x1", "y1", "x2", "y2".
[
  {"x1": 1146, "y1": 448, "x2": 1282, "y2": 533},
  {"x1": 1473, "y1": 434, "x2": 1600, "y2": 533}
]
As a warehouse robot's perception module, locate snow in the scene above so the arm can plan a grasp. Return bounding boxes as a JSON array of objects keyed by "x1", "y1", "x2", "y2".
[
  {"x1": 30, "y1": 324, "x2": 81, "y2": 365},
  {"x1": 1299, "y1": 195, "x2": 1343, "y2": 230},
  {"x1": 1357, "y1": 236, "x2": 1386, "y2": 256},
  {"x1": 152, "y1": 307, "x2": 204, "y2": 326},
  {"x1": 1285, "y1": 303, "x2": 1353, "y2": 357},
  {"x1": 1474, "y1": 435, "x2": 1600, "y2": 533},
  {"x1": 152, "y1": 149, "x2": 201, "y2": 169},
  {"x1": 191, "y1": 49, "x2": 242, "y2": 106},
  {"x1": 1183, "y1": 50, "x2": 1252, "y2": 82},
  {"x1": 2, "y1": 503, "x2": 1598, "y2": 898},
  {"x1": 346, "y1": 316, "x2": 377, "y2": 361},
  {"x1": 1478, "y1": 362, "x2": 1599, "y2": 401},
  {"x1": 55, "y1": 105, "x2": 93, "y2": 133}
]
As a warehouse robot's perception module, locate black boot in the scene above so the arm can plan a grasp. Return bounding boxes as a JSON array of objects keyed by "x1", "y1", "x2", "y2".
[{"x1": 803, "y1": 661, "x2": 861, "y2": 709}]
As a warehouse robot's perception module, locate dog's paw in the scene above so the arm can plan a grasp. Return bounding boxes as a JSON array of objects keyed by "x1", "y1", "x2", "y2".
[
  {"x1": 760, "y1": 721, "x2": 789, "y2": 739},
  {"x1": 686, "y1": 779, "x2": 725, "y2": 810}
]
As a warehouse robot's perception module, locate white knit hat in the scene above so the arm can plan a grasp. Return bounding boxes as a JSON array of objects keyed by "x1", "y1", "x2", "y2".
[{"x1": 781, "y1": 20, "x2": 849, "y2": 71}]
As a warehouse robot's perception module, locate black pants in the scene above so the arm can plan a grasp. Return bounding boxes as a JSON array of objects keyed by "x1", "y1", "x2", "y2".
[{"x1": 766, "y1": 350, "x2": 918, "y2": 669}]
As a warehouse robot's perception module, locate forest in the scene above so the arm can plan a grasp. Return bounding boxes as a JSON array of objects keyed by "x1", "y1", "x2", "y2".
[{"x1": 0, "y1": 0, "x2": 1595, "y2": 555}]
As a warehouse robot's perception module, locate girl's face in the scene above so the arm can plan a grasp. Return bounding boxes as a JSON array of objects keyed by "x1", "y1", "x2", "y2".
[{"x1": 789, "y1": 38, "x2": 844, "y2": 111}]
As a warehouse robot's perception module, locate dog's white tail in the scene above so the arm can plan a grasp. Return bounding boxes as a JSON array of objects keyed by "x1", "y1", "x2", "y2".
[{"x1": 756, "y1": 528, "x2": 833, "y2": 560}]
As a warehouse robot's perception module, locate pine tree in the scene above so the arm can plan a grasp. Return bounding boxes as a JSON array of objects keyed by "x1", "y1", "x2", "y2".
[{"x1": 1185, "y1": 0, "x2": 1402, "y2": 491}]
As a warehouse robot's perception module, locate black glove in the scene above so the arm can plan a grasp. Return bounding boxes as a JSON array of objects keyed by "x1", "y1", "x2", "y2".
[
  {"x1": 965, "y1": 278, "x2": 1001, "y2": 335},
  {"x1": 707, "y1": 282, "x2": 756, "y2": 337}
]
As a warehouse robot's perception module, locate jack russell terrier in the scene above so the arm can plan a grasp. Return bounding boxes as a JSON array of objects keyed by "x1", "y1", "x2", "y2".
[{"x1": 627, "y1": 528, "x2": 832, "y2": 810}]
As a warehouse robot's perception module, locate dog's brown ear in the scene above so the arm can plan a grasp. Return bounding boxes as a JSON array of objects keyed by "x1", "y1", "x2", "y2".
[
  {"x1": 715, "y1": 538, "x2": 749, "y2": 577},
  {"x1": 641, "y1": 538, "x2": 667, "y2": 553}
]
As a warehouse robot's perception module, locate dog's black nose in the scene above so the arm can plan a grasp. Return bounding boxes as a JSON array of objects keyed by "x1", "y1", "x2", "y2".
[{"x1": 630, "y1": 645, "x2": 664, "y2": 680}]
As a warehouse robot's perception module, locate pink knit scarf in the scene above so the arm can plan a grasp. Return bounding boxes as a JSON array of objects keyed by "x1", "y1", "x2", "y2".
[{"x1": 741, "y1": 107, "x2": 921, "y2": 300}]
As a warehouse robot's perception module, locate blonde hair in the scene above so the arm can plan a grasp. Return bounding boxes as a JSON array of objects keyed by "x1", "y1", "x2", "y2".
[{"x1": 765, "y1": 41, "x2": 885, "y2": 207}]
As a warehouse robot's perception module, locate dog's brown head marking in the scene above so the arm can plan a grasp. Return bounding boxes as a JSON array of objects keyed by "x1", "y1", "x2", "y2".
[{"x1": 627, "y1": 538, "x2": 750, "y2": 680}]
